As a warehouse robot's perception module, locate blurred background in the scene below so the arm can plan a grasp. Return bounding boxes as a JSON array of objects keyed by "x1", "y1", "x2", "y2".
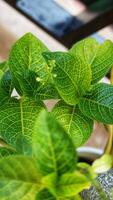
[
  {"x1": 1, "y1": 0, "x2": 113, "y2": 150},
  {"x1": 1, "y1": 0, "x2": 113, "y2": 60}
]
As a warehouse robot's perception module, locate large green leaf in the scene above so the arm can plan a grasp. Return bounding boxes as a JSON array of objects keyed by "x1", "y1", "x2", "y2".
[
  {"x1": 52, "y1": 101, "x2": 93, "y2": 147},
  {"x1": 43, "y1": 52, "x2": 92, "y2": 105},
  {"x1": 33, "y1": 110, "x2": 77, "y2": 176},
  {"x1": 9, "y1": 33, "x2": 50, "y2": 95},
  {"x1": 0, "y1": 155, "x2": 42, "y2": 200},
  {"x1": 78, "y1": 83, "x2": 113, "y2": 124},
  {"x1": 0, "y1": 97, "x2": 44, "y2": 154},
  {"x1": 70, "y1": 37, "x2": 113, "y2": 83},
  {"x1": 57, "y1": 171, "x2": 90, "y2": 198}
]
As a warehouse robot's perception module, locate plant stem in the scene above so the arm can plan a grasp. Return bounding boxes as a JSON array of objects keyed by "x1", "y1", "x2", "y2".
[{"x1": 104, "y1": 125, "x2": 113, "y2": 155}]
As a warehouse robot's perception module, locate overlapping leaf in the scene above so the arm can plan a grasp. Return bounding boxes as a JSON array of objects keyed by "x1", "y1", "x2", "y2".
[
  {"x1": 70, "y1": 37, "x2": 113, "y2": 83},
  {"x1": 78, "y1": 83, "x2": 113, "y2": 124},
  {"x1": 9, "y1": 33, "x2": 50, "y2": 95},
  {"x1": 57, "y1": 172, "x2": 90, "y2": 198},
  {"x1": 52, "y1": 101, "x2": 93, "y2": 147},
  {"x1": 0, "y1": 97, "x2": 44, "y2": 154},
  {"x1": 0, "y1": 156, "x2": 42, "y2": 200},
  {"x1": 33, "y1": 110, "x2": 77, "y2": 176},
  {"x1": 43, "y1": 52, "x2": 92, "y2": 105}
]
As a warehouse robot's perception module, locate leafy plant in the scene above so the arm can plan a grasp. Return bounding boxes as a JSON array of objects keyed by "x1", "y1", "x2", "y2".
[
  {"x1": 0, "y1": 110, "x2": 95, "y2": 200},
  {"x1": 0, "y1": 33, "x2": 113, "y2": 199},
  {"x1": 1, "y1": 33, "x2": 113, "y2": 150}
]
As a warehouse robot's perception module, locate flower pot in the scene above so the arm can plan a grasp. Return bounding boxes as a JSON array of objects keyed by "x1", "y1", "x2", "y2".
[{"x1": 77, "y1": 146, "x2": 103, "y2": 163}]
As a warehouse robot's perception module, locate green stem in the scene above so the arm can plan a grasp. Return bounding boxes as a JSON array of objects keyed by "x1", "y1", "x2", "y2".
[{"x1": 104, "y1": 125, "x2": 113, "y2": 155}]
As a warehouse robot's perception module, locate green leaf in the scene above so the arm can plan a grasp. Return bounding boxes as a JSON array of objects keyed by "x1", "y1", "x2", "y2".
[
  {"x1": 0, "y1": 155, "x2": 42, "y2": 200},
  {"x1": 70, "y1": 37, "x2": 113, "y2": 83},
  {"x1": 36, "y1": 189, "x2": 56, "y2": 200},
  {"x1": 19, "y1": 70, "x2": 59, "y2": 100},
  {"x1": 0, "y1": 97, "x2": 44, "y2": 154},
  {"x1": 36, "y1": 83, "x2": 60, "y2": 100},
  {"x1": 77, "y1": 163, "x2": 97, "y2": 180},
  {"x1": 92, "y1": 154, "x2": 113, "y2": 173},
  {"x1": 33, "y1": 110, "x2": 77, "y2": 176},
  {"x1": 57, "y1": 171, "x2": 91, "y2": 198},
  {"x1": 42, "y1": 173, "x2": 57, "y2": 195},
  {"x1": 0, "y1": 147, "x2": 16, "y2": 158},
  {"x1": 37, "y1": 188, "x2": 75, "y2": 200},
  {"x1": 78, "y1": 83, "x2": 113, "y2": 124},
  {"x1": 9, "y1": 33, "x2": 50, "y2": 95},
  {"x1": 0, "y1": 69, "x2": 3, "y2": 78},
  {"x1": 43, "y1": 52, "x2": 92, "y2": 105},
  {"x1": 0, "y1": 61, "x2": 8, "y2": 72},
  {"x1": 0, "y1": 70, "x2": 13, "y2": 96},
  {"x1": 52, "y1": 101, "x2": 93, "y2": 147},
  {"x1": 0, "y1": 70, "x2": 13, "y2": 105}
]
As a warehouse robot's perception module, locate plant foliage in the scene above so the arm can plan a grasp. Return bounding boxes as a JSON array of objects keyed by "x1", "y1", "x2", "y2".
[{"x1": 0, "y1": 33, "x2": 113, "y2": 199}]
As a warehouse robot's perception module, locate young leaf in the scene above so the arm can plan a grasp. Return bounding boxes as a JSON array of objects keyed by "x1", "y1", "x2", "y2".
[
  {"x1": 33, "y1": 110, "x2": 77, "y2": 176},
  {"x1": 0, "y1": 155, "x2": 42, "y2": 200},
  {"x1": 43, "y1": 52, "x2": 92, "y2": 105},
  {"x1": 0, "y1": 97, "x2": 44, "y2": 154},
  {"x1": 52, "y1": 101, "x2": 93, "y2": 147},
  {"x1": 0, "y1": 147, "x2": 16, "y2": 158},
  {"x1": 57, "y1": 171, "x2": 91, "y2": 198},
  {"x1": 78, "y1": 83, "x2": 113, "y2": 124},
  {"x1": 92, "y1": 154, "x2": 113, "y2": 174},
  {"x1": 19, "y1": 70, "x2": 59, "y2": 100},
  {"x1": 77, "y1": 163, "x2": 97, "y2": 180},
  {"x1": 9, "y1": 33, "x2": 50, "y2": 95},
  {"x1": 70, "y1": 37, "x2": 113, "y2": 83}
]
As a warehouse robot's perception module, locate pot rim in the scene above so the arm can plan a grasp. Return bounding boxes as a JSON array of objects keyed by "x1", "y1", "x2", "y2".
[{"x1": 77, "y1": 146, "x2": 104, "y2": 161}]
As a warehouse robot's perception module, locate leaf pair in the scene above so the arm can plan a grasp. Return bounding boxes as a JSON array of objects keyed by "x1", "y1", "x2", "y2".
[
  {"x1": 42, "y1": 37, "x2": 113, "y2": 146},
  {"x1": 43, "y1": 38, "x2": 113, "y2": 105},
  {"x1": 0, "y1": 111, "x2": 93, "y2": 200}
]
